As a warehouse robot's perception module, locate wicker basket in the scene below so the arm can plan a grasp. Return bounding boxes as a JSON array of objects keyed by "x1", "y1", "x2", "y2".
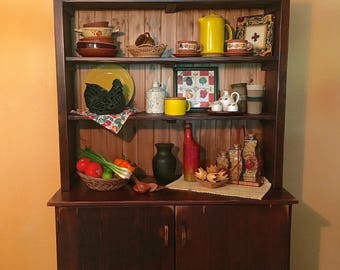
[
  {"x1": 126, "y1": 44, "x2": 167, "y2": 57},
  {"x1": 77, "y1": 171, "x2": 129, "y2": 191},
  {"x1": 195, "y1": 177, "x2": 229, "y2": 189}
]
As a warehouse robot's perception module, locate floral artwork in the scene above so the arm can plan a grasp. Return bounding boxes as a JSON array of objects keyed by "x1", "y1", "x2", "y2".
[{"x1": 174, "y1": 67, "x2": 218, "y2": 110}]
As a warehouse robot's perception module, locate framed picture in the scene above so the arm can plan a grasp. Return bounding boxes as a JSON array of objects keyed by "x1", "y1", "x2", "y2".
[
  {"x1": 236, "y1": 14, "x2": 275, "y2": 56},
  {"x1": 174, "y1": 67, "x2": 218, "y2": 111}
]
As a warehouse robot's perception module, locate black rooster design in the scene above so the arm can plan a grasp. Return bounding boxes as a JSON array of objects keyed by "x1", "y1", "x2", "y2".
[{"x1": 84, "y1": 79, "x2": 126, "y2": 114}]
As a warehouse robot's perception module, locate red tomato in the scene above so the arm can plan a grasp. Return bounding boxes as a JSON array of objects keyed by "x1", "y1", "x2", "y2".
[
  {"x1": 76, "y1": 158, "x2": 91, "y2": 172},
  {"x1": 84, "y1": 162, "x2": 103, "y2": 178}
]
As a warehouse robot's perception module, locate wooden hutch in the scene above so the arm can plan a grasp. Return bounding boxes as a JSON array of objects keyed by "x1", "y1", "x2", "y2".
[{"x1": 48, "y1": 0, "x2": 298, "y2": 269}]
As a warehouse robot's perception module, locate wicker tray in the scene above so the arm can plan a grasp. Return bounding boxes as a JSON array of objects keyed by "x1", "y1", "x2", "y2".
[
  {"x1": 77, "y1": 171, "x2": 129, "y2": 191},
  {"x1": 126, "y1": 44, "x2": 167, "y2": 57}
]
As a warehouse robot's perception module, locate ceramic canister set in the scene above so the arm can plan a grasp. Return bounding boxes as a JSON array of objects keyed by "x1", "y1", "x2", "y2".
[
  {"x1": 146, "y1": 81, "x2": 191, "y2": 116},
  {"x1": 209, "y1": 84, "x2": 265, "y2": 114},
  {"x1": 145, "y1": 81, "x2": 265, "y2": 115}
]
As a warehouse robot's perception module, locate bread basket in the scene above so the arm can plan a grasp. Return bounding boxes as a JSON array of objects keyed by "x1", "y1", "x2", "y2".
[{"x1": 126, "y1": 44, "x2": 167, "y2": 57}]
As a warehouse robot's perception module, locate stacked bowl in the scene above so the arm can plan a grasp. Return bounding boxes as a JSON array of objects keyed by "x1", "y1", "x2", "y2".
[{"x1": 75, "y1": 21, "x2": 118, "y2": 57}]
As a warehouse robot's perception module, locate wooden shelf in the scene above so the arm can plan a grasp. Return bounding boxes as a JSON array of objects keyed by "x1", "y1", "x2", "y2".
[
  {"x1": 48, "y1": 180, "x2": 298, "y2": 207},
  {"x1": 68, "y1": 112, "x2": 276, "y2": 121},
  {"x1": 66, "y1": 56, "x2": 278, "y2": 65},
  {"x1": 63, "y1": 0, "x2": 282, "y2": 11}
]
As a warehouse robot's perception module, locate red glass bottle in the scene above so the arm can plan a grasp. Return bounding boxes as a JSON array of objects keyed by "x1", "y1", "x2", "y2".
[{"x1": 183, "y1": 123, "x2": 200, "y2": 181}]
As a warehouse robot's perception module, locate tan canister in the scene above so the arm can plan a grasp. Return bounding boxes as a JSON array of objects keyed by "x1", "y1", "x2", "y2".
[{"x1": 231, "y1": 83, "x2": 247, "y2": 113}]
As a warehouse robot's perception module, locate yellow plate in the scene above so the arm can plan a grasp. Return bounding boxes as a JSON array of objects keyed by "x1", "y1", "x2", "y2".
[{"x1": 83, "y1": 64, "x2": 135, "y2": 105}]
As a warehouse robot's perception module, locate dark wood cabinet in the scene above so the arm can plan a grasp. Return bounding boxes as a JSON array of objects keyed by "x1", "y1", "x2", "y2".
[
  {"x1": 175, "y1": 205, "x2": 291, "y2": 270},
  {"x1": 49, "y1": 0, "x2": 297, "y2": 269},
  {"x1": 50, "y1": 184, "x2": 296, "y2": 270},
  {"x1": 56, "y1": 206, "x2": 174, "y2": 270},
  {"x1": 53, "y1": 198, "x2": 293, "y2": 270}
]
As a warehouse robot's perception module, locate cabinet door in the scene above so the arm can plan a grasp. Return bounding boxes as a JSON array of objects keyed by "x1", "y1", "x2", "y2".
[
  {"x1": 175, "y1": 205, "x2": 291, "y2": 270},
  {"x1": 56, "y1": 206, "x2": 174, "y2": 270}
]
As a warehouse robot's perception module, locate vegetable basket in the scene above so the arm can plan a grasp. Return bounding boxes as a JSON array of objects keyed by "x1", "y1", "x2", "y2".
[{"x1": 77, "y1": 171, "x2": 129, "y2": 191}]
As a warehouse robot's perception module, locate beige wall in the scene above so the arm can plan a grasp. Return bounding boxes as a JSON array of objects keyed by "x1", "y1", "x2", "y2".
[
  {"x1": 0, "y1": 0, "x2": 339, "y2": 269},
  {"x1": 0, "y1": 1, "x2": 59, "y2": 269},
  {"x1": 285, "y1": 0, "x2": 340, "y2": 269}
]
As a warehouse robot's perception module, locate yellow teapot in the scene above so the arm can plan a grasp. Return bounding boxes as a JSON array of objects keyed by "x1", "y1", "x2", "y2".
[{"x1": 198, "y1": 13, "x2": 233, "y2": 55}]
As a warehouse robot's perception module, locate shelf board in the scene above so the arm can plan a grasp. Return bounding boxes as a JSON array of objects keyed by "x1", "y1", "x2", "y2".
[
  {"x1": 63, "y1": 0, "x2": 282, "y2": 11},
  {"x1": 65, "y1": 56, "x2": 278, "y2": 65},
  {"x1": 68, "y1": 112, "x2": 276, "y2": 121},
  {"x1": 47, "y1": 180, "x2": 298, "y2": 207}
]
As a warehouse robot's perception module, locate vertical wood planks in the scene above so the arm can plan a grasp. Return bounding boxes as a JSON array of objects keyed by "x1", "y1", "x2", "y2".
[
  {"x1": 176, "y1": 10, "x2": 195, "y2": 41},
  {"x1": 112, "y1": 10, "x2": 129, "y2": 57},
  {"x1": 74, "y1": 8, "x2": 266, "y2": 175}
]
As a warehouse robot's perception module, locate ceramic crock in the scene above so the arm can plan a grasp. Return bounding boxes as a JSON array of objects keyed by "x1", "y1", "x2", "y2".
[
  {"x1": 152, "y1": 143, "x2": 177, "y2": 185},
  {"x1": 146, "y1": 81, "x2": 165, "y2": 113},
  {"x1": 198, "y1": 13, "x2": 232, "y2": 55}
]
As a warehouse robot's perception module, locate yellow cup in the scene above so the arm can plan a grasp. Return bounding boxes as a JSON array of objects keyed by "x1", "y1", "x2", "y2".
[{"x1": 164, "y1": 97, "x2": 191, "y2": 115}]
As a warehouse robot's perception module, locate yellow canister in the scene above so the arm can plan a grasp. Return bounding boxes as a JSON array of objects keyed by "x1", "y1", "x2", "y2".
[{"x1": 198, "y1": 13, "x2": 233, "y2": 55}]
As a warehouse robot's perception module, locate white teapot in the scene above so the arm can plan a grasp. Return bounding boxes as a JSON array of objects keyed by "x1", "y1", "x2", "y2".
[{"x1": 218, "y1": 90, "x2": 240, "y2": 111}]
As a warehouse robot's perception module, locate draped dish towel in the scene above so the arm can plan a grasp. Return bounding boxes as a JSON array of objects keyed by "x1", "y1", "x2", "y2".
[
  {"x1": 166, "y1": 175, "x2": 271, "y2": 200},
  {"x1": 70, "y1": 108, "x2": 135, "y2": 134}
]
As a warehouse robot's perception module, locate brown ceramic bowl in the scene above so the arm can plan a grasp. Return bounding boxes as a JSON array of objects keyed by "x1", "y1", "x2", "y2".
[
  {"x1": 76, "y1": 40, "x2": 117, "y2": 57},
  {"x1": 83, "y1": 21, "x2": 109, "y2": 27},
  {"x1": 76, "y1": 47, "x2": 118, "y2": 57},
  {"x1": 77, "y1": 41, "x2": 117, "y2": 49}
]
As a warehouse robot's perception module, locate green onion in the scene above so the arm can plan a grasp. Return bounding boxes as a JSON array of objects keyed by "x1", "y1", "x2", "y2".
[{"x1": 79, "y1": 147, "x2": 132, "y2": 179}]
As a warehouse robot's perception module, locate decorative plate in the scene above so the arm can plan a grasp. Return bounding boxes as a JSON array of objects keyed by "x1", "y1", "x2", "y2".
[
  {"x1": 83, "y1": 64, "x2": 135, "y2": 106},
  {"x1": 236, "y1": 14, "x2": 274, "y2": 56}
]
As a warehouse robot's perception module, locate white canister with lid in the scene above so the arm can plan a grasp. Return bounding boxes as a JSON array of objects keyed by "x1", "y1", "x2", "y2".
[{"x1": 146, "y1": 81, "x2": 166, "y2": 113}]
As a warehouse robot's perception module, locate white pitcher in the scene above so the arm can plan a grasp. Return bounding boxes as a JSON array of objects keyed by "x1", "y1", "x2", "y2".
[{"x1": 218, "y1": 91, "x2": 240, "y2": 111}]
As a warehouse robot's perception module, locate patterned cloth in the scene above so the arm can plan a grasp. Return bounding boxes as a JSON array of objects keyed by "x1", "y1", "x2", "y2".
[{"x1": 70, "y1": 108, "x2": 136, "y2": 134}]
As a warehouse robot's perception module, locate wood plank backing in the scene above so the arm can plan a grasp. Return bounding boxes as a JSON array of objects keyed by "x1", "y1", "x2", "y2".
[{"x1": 73, "y1": 8, "x2": 269, "y2": 179}]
